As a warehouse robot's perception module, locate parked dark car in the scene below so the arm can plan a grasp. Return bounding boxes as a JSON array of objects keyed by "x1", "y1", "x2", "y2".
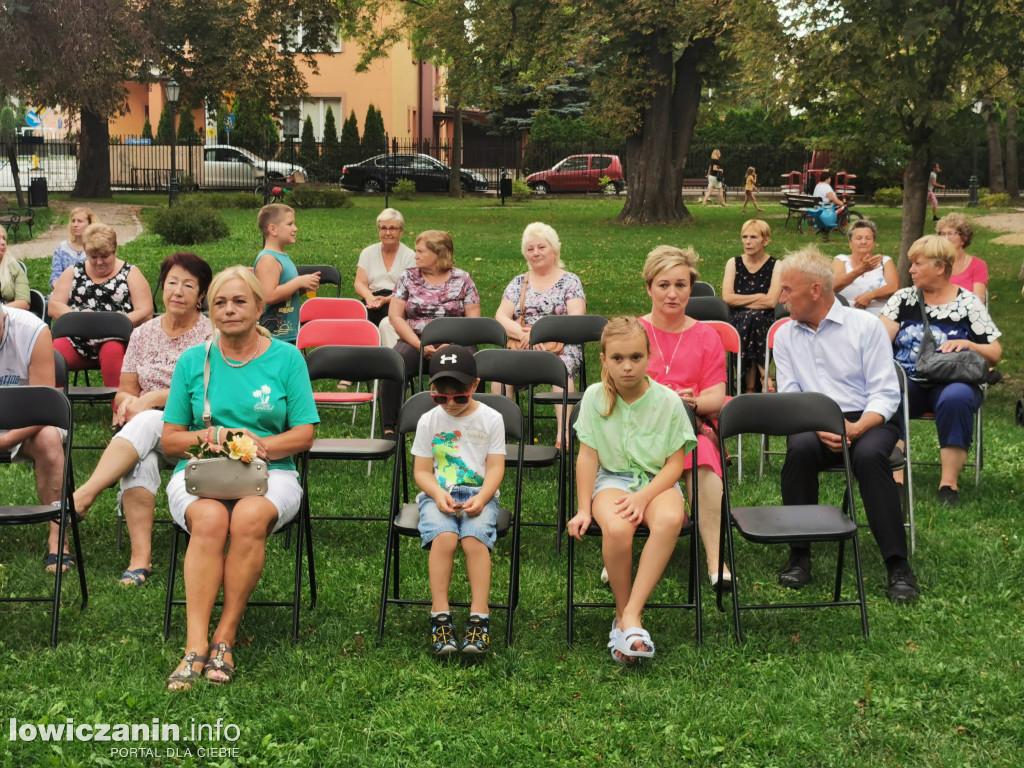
[
  {"x1": 340, "y1": 153, "x2": 489, "y2": 193},
  {"x1": 525, "y1": 154, "x2": 625, "y2": 194}
]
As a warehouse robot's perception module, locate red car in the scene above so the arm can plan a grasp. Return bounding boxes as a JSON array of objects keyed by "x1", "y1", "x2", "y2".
[{"x1": 525, "y1": 154, "x2": 625, "y2": 194}]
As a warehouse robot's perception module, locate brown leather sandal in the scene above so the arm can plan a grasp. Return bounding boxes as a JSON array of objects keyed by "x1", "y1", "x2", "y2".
[
  {"x1": 166, "y1": 651, "x2": 207, "y2": 692},
  {"x1": 203, "y1": 642, "x2": 235, "y2": 685}
]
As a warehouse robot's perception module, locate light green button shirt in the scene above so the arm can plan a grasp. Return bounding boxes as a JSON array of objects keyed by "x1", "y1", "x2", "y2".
[{"x1": 574, "y1": 378, "x2": 696, "y2": 491}]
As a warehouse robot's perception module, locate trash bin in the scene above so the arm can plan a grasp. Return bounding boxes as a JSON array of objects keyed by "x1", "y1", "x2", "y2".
[
  {"x1": 29, "y1": 176, "x2": 48, "y2": 208},
  {"x1": 499, "y1": 175, "x2": 513, "y2": 199}
]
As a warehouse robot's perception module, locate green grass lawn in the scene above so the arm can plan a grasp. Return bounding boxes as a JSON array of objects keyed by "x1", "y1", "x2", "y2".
[{"x1": 4, "y1": 195, "x2": 1023, "y2": 767}]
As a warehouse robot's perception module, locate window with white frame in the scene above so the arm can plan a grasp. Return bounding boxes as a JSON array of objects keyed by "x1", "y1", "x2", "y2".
[{"x1": 298, "y1": 99, "x2": 344, "y2": 140}]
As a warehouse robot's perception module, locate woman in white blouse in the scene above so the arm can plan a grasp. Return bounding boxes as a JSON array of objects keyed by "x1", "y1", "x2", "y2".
[
  {"x1": 353, "y1": 208, "x2": 416, "y2": 326},
  {"x1": 832, "y1": 219, "x2": 898, "y2": 316}
]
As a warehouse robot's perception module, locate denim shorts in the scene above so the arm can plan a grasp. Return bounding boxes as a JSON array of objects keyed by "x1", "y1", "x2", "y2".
[
  {"x1": 593, "y1": 468, "x2": 682, "y2": 498},
  {"x1": 417, "y1": 485, "x2": 500, "y2": 551}
]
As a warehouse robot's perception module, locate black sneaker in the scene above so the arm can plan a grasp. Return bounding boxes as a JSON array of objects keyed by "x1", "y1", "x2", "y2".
[
  {"x1": 887, "y1": 565, "x2": 920, "y2": 603},
  {"x1": 937, "y1": 486, "x2": 959, "y2": 507},
  {"x1": 430, "y1": 613, "x2": 458, "y2": 655},
  {"x1": 778, "y1": 551, "x2": 811, "y2": 589},
  {"x1": 461, "y1": 616, "x2": 490, "y2": 655}
]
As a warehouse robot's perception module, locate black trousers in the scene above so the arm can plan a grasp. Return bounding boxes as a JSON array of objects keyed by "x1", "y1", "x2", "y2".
[{"x1": 781, "y1": 413, "x2": 907, "y2": 563}]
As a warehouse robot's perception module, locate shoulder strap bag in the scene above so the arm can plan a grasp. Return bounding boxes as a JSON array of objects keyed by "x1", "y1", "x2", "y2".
[{"x1": 913, "y1": 289, "x2": 988, "y2": 386}]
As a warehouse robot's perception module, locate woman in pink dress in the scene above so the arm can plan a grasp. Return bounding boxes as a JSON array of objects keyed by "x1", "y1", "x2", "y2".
[
  {"x1": 936, "y1": 213, "x2": 988, "y2": 302},
  {"x1": 638, "y1": 246, "x2": 730, "y2": 591}
]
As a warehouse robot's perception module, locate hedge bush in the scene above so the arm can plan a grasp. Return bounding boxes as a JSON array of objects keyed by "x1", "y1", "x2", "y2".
[
  {"x1": 393, "y1": 178, "x2": 416, "y2": 201},
  {"x1": 979, "y1": 193, "x2": 1012, "y2": 208},
  {"x1": 289, "y1": 184, "x2": 353, "y2": 209},
  {"x1": 149, "y1": 197, "x2": 229, "y2": 245},
  {"x1": 872, "y1": 187, "x2": 903, "y2": 207},
  {"x1": 511, "y1": 178, "x2": 533, "y2": 202}
]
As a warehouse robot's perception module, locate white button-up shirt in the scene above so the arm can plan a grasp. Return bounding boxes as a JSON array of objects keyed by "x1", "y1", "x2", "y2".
[{"x1": 774, "y1": 299, "x2": 899, "y2": 421}]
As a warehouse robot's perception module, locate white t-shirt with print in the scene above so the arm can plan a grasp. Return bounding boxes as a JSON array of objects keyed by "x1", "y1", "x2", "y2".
[{"x1": 412, "y1": 401, "x2": 505, "y2": 493}]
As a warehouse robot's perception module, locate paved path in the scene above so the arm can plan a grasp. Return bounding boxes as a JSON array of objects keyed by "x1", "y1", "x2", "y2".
[{"x1": 9, "y1": 201, "x2": 144, "y2": 261}]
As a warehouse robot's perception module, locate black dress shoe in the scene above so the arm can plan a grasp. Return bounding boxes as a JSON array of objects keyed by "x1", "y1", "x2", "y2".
[
  {"x1": 778, "y1": 552, "x2": 811, "y2": 589},
  {"x1": 887, "y1": 565, "x2": 920, "y2": 603}
]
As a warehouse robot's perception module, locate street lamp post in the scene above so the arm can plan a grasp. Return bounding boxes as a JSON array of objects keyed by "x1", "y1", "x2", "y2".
[{"x1": 165, "y1": 79, "x2": 180, "y2": 207}]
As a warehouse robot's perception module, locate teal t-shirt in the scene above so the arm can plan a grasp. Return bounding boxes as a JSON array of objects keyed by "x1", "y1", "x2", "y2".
[
  {"x1": 574, "y1": 378, "x2": 696, "y2": 491},
  {"x1": 163, "y1": 337, "x2": 320, "y2": 473},
  {"x1": 255, "y1": 248, "x2": 300, "y2": 343}
]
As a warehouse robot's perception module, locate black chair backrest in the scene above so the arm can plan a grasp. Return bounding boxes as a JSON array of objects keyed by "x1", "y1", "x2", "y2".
[
  {"x1": 53, "y1": 349, "x2": 68, "y2": 389},
  {"x1": 0, "y1": 385, "x2": 73, "y2": 432},
  {"x1": 529, "y1": 314, "x2": 608, "y2": 346},
  {"x1": 419, "y1": 316, "x2": 507, "y2": 349},
  {"x1": 306, "y1": 345, "x2": 405, "y2": 386},
  {"x1": 836, "y1": 293, "x2": 850, "y2": 307},
  {"x1": 774, "y1": 303, "x2": 789, "y2": 320},
  {"x1": 692, "y1": 281, "x2": 717, "y2": 298},
  {"x1": 29, "y1": 289, "x2": 46, "y2": 320},
  {"x1": 298, "y1": 264, "x2": 343, "y2": 297},
  {"x1": 685, "y1": 297, "x2": 730, "y2": 322},
  {"x1": 473, "y1": 348, "x2": 568, "y2": 390},
  {"x1": 718, "y1": 392, "x2": 845, "y2": 440},
  {"x1": 51, "y1": 311, "x2": 135, "y2": 343}
]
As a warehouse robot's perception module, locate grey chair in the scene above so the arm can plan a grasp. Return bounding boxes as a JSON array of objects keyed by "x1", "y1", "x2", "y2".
[
  {"x1": 377, "y1": 393, "x2": 525, "y2": 646},
  {"x1": 0, "y1": 386, "x2": 86, "y2": 647},
  {"x1": 685, "y1": 297, "x2": 730, "y2": 323},
  {"x1": 717, "y1": 392, "x2": 869, "y2": 642}
]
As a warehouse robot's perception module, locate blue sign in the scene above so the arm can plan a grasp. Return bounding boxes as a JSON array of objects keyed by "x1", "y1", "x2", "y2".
[
  {"x1": 225, "y1": 113, "x2": 236, "y2": 130},
  {"x1": 125, "y1": 138, "x2": 152, "y2": 145},
  {"x1": 26, "y1": 110, "x2": 41, "y2": 128}
]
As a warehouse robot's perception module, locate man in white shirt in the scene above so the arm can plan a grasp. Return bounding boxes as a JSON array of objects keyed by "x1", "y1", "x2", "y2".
[
  {"x1": 772, "y1": 248, "x2": 918, "y2": 602},
  {"x1": 0, "y1": 304, "x2": 69, "y2": 572},
  {"x1": 812, "y1": 171, "x2": 843, "y2": 207}
]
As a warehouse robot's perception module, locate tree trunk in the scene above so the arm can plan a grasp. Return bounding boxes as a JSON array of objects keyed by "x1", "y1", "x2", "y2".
[
  {"x1": 449, "y1": 105, "x2": 463, "y2": 199},
  {"x1": 1006, "y1": 102, "x2": 1018, "y2": 198},
  {"x1": 983, "y1": 97, "x2": 1004, "y2": 193},
  {"x1": 897, "y1": 141, "x2": 931, "y2": 286},
  {"x1": 72, "y1": 108, "x2": 113, "y2": 199},
  {"x1": 618, "y1": 34, "x2": 706, "y2": 225},
  {"x1": 5, "y1": 145, "x2": 25, "y2": 208}
]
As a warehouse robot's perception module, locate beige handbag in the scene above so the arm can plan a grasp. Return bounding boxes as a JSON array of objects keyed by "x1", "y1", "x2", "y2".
[
  {"x1": 183, "y1": 340, "x2": 269, "y2": 499},
  {"x1": 508, "y1": 276, "x2": 563, "y2": 354}
]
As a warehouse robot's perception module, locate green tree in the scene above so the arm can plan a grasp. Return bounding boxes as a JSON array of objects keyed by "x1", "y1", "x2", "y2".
[
  {"x1": 340, "y1": 109, "x2": 360, "y2": 163},
  {"x1": 230, "y1": 97, "x2": 280, "y2": 158},
  {"x1": 155, "y1": 102, "x2": 175, "y2": 145},
  {"x1": 298, "y1": 116, "x2": 320, "y2": 179},
  {"x1": 362, "y1": 104, "x2": 386, "y2": 157},
  {"x1": 176, "y1": 105, "x2": 200, "y2": 145},
  {"x1": 322, "y1": 106, "x2": 341, "y2": 180},
  {"x1": 769, "y1": 0, "x2": 1024, "y2": 280},
  {"x1": 0, "y1": 104, "x2": 23, "y2": 206},
  {"x1": 141, "y1": 116, "x2": 154, "y2": 142}
]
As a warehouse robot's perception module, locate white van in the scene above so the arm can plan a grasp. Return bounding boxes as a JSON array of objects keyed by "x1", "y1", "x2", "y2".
[{"x1": 203, "y1": 145, "x2": 304, "y2": 189}]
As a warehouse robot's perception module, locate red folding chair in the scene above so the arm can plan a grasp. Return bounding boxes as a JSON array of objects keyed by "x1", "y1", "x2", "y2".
[
  {"x1": 299, "y1": 297, "x2": 368, "y2": 324},
  {"x1": 296, "y1": 319, "x2": 380, "y2": 434}
]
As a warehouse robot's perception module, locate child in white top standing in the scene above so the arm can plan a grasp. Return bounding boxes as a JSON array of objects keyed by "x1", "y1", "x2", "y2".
[
  {"x1": 413, "y1": 345, "x2": 506, "y2": 655},
  {"x1": 567, "y1": 317, "x2": 696, "y2": 664}
]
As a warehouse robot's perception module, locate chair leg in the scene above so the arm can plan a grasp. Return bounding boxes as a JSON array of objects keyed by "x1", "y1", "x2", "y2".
[
  {"x1": 291, "y1": 512, "x2": 305, "y2": 642},
  {"x1": 833, "y1": 540, "x2": 846, "y2": 603},
  {"x1": 163, "y1": 527, "x2": 182, "y2": 641},
  {"x1": 49, "y1": 515, "x2": 68, "y2": 648},
  {"x1": 69, "y1": 514, "x2": 88, "y2": 610},
  {"x1": 566, "y1": 535, "x2": 575, "y2": 645},
  {"x1": 377, "y1": 525, "x2": 396, "y2": 640},
  {"x1": 305, "y1": 506, "x2": 317, "y2": 610}
]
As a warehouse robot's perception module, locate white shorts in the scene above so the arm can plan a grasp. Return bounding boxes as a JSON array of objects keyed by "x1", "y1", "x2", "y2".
[
  {"x1": 706, "y1": 175, "x2": 723, "y2": 190},
  {"x1": 113, "y1": 409, "x2": 171, "y2": 496},
  {"x1": 1, "y1": 426, "x2": 67, "y2": 460},
  {"x1": 166, "y1": 468, "x2": 303, "y2": 534}
]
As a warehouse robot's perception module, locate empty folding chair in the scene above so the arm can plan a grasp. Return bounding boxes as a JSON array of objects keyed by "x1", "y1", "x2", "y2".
[{"x1": 297, "y1": 264, "x2": 343, "y2": 297}]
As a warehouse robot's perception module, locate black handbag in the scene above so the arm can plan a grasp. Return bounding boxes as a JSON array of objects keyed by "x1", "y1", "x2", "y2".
[{"x1": 914, "y1": 290, "x2": 988, "y2": 385}]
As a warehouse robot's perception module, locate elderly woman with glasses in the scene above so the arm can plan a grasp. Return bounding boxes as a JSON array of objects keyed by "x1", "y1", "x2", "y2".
[
  {"x1": 936, "y1": 213, "x2": 988, "y2": 303},
  {"x1": 354, "y1": 208, "x2": 416, "y2": 326}
]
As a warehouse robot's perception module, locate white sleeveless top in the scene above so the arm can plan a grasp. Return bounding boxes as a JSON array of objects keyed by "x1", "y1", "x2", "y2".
[
  {"x1": 357, "y1": 242, "x2": 416, "y2": 293},
  {"x1": 0, "y1": 306, "x2": 46, "y2": 386},
  {"x1": 835, "y1": 253, "x2": 892, "y2": 317}
]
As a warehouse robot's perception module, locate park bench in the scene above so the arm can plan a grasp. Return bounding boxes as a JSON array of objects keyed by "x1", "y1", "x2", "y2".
[
  {"x1": 0, "y1": 201, "x2": 35, "y2": 241},
  {"x1": 779, "y1": 193, "x2": 821, "y2": 227},
  {"x1": 683, "y1": 177, "x2": 728, "y2": 200}
]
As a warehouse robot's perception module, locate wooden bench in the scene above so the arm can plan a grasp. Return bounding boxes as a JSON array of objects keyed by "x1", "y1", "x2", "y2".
[
  {"x1": 683, "y1": 177, "x2": 728, "y2": 200},
  {"x1": 0, "y1": 205, "x2": 35, "y2": 241},
  {"x1": 779, "y1": 193, "x2": 821, "y2": 227}
]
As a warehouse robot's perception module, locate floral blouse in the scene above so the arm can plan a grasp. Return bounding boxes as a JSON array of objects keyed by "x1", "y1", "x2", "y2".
[
  {"x1": 393, "y1": 267, "x2": 480, "y2": 335},
  {"x1": 501, "y1": 271, "x2": 586, "y2": 377},
  {"x1": 121, "y1": 314, "x2": 214, "y2": 395},
  {"x1": 67, "y1": 262, "x2": 136, "y2": 359}
]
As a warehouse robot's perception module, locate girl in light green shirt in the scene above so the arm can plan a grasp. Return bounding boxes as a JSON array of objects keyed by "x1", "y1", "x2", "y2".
[{"x1": 567, "y1": 317, "x2": 696, "y2": 664}]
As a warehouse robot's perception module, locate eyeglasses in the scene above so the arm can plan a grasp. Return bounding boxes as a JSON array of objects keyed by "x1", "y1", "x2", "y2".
[
  {"x1": 938, "y1": 230, "x2": 960, "y2": 239},
  {"x1": 378, "y1": 225, "x2": 402, "y2": 233},
  {"x1": 430, "y1": 392, "x2": 472, "y2": 405}
]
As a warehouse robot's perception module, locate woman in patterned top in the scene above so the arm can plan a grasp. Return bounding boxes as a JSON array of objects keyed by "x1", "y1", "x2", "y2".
[
  {"x1": 880, "y1": 235, "x2": 1001, "y2": 507},
  {"x1": 48, "y1": 223, "x2": 153, "y2": 387},
  {"x1": 73, "y1": 252, "x2": 213, "y2": 585},
  {"x1": 49, "y1": 206, "x2": 96, "y2": 289},
  {"x1": 495, "y1": 222, "x2": 586, "y2": 445},
  {"x1": 353, "y1": 208, "x2": 416, "y2": 326},
  {"x1": 380, "y1": 230, "x2": 481, "y2": 435}
]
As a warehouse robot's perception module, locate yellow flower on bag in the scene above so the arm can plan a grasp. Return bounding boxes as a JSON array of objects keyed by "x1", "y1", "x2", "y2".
[{"x1": 226, "y1": 433, "x2": 258, "y2": 464}]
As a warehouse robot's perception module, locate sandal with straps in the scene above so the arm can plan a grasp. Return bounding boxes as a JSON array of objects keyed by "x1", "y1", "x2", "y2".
[
  {"x1": 203, "y1": 642, "x2": 235, "y2": 685},
  {"x1": 166, "y1": 651, "x2": 207, "y2": 692}
]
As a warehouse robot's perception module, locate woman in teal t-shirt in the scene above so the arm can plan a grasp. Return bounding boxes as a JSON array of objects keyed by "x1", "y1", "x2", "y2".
[{"x1": 161, "y1": 266, "x2": 319, "y2": 691}]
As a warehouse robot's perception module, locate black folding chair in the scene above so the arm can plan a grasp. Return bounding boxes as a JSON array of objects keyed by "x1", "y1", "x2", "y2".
[
  {"x1": 474, "y1": 348, "x2": 568, "y2": 550},
  {"x1": 692, "y1": 281, "x2": 717, "y2": 298},
  {"x1": 377, "y1": 393, "x2": 525, "y2": 646},
  {"x1": 416, "y1": 316, "x2": 507, "y2": 385},
  {"x1": 51, "y1": 311, "x2": 135, "y2": 405},
  {"x1": 297, "y1": 264, "x2": 343, "y2": 297},
  {"x1": 529, "y1": 314, "x2": 608, "y2": 412},
  {"x1": 717, "y1": 392, "x2": 869, "y2": 642},
  {"x1": 685, "y1": 297, "x2": 730, "y2": 323},
  {"x1": 566, "y1": 403, "x2": 702, "y2": 646},
  {"x1": 162, "y1": 456, "x2": 316, "y2": 642},
  {"x1": 0, "y1": 387, "x2": 86, "y2": 647}
]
